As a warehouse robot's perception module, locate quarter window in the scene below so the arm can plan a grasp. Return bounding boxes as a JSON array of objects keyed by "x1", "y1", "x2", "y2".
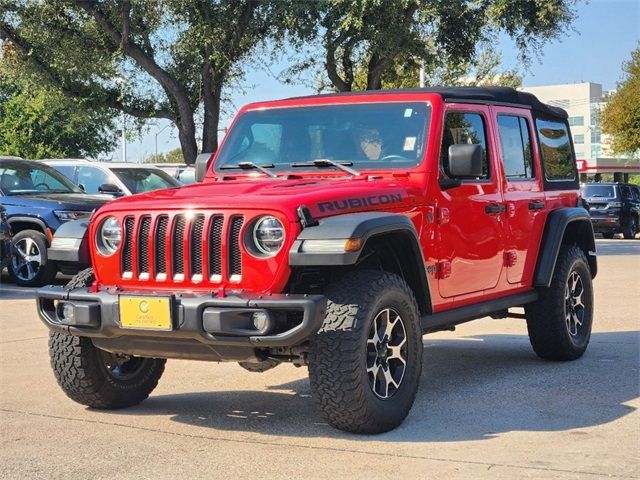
[
  {"x1": 441, "y1": 112, "x2": 489, "y2": 179},
  {"x1": 497, "y1": 115, "x2": 534, "y2": 179},
  {"x1": 535, "y1": 118, "x2": 576, "y2": 181}
]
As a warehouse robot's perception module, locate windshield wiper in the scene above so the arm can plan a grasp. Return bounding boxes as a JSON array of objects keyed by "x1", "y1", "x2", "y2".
[
  {"x1": 219, "y1": 162, "x2": 277, "y2": 178},
  {"x1": 291, "y1": 158, "x2": 360, "y2": 177}
]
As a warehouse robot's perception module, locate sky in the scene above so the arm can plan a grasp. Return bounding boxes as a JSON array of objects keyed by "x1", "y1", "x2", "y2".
[{"x1": 120, "y1": 0, "x2": 640, "y2": 163}]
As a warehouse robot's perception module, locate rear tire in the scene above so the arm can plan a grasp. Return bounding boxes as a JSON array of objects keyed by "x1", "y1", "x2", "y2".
[
  {"x1": 8, "y1": 229, "x2": 57, "y2": 287},
  {"x1": 622, "y1": 218, "x2": 637, "y2": 239},
  {"x1": 309, "y1": 271, "x2": 423, "y2": 433},
  {"x1": 48, "y1": 268, "x2": 166, "y2": 409},
  {"x1": 602, "y1": 231, "x2": 615, "y2": 239},
  {"x1": 525, "y1": 246, "x2": 594, "y2": 361}
]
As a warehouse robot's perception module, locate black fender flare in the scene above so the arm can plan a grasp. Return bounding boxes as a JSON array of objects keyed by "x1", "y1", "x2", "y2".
[
  {"x1": 7, "y1": 215, "x2": 48, "y2": 234},
  {"x1": 289, "y1": 212, "x2": 432, "y2": 314},
  {"x1": 534, "y1": 208, "x2": 597, "y2": 287},
  {"x1": 47, "y1": 219, "x2": 91, "y2": 265}
]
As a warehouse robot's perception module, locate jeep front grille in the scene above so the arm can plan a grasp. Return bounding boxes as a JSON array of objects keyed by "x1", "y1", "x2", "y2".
[{"x1": 120, "y1": 212, "x2": 244, "y2": 284}]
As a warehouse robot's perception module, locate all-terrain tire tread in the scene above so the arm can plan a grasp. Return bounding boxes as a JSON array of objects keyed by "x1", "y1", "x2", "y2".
[
  {"x1": 525, "y1": 245, "x2": 593, "y2": 361},
  {"x1": 308, "y1": 270, "x2": 422, "y2": 434},
  {"x1": 48, "y1": 268, "x2": 165, "y2": 409}
]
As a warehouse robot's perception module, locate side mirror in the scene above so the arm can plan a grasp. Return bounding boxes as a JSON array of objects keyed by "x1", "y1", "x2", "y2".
[
  {"x1": 447, "y1": 144, "x2": 483, "y2": 178},
  {"x1": 98, "y1": 183, "x2": 125, "y2": 197},
  {"x1": 195, "y1": 153, "x2": 213, "y2": 183},
  {"x1": 78, "y1": 184, "x2": 86, "y2": 192}
]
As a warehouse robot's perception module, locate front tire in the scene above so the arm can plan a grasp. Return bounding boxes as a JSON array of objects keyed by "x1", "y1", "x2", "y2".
[
  {"x1": 8, "y1": 229, "x2": 57, "y2": 287},
  {"x1": 48, "y1": 268, "x2": 166, "y2": 409},
  {"x1": 309, "y1": 271, "x2": 423, "y2": 434},
  {"x1": 525, "y1": 245, "x2": 594, "y2": 361}
]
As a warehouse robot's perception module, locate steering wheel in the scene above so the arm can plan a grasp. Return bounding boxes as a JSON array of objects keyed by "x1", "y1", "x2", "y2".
[
  {"x1": 379, "y1": 154, "x2": 409, "y2": 162},
  {"x1": 34, "y1": 182, "x2": 51, "y2": 191}
]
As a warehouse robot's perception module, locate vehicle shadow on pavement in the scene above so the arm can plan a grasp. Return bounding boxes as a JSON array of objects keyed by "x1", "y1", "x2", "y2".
[{"x1": 122, "y1": 330, "x2": 639, "y2": 442}]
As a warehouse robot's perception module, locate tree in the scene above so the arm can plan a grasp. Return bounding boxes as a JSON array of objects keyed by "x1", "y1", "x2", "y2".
[
  {"x1": 601, "y1": 46, "x2": 640, "y2": 156},
  {"x1": 0, "y1": 0, "x2": 291, "y2": 163},
  {"x1": 299, "y1": 0, "x2": 578, "y2": 93},
  {"x1": 0, "y1": 73, "x2": 117, "y2": 159},
  {"x1": 144, "y1": 147, "x2": 184, "y2": 163},
  {"x1": 314, "y1": 43, "x2": 523, "y2": 91}
]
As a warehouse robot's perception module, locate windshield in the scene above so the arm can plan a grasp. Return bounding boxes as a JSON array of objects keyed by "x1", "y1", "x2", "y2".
[
  {"x1": 111, "y1": 168, "x2": 180, "y2": 194},
  {"x1": 0, "y1": 160, "x2": 82, "y2": 195},
  {"x1": 214, "y1": 102, "x2": 431, "y2": 174},
  {"x1": 581, "y1": 185, "x2": 616, "y2": 198}
]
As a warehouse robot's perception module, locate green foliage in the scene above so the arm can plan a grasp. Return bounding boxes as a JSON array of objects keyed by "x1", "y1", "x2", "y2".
[
  {"x1": 602, "y1": 46, "x2": 640, "y2": 155},
  {"x1": 292, "y1": 0, "x2": 577, "y2": 92},
  {"x1": 0, "y1": 0, "x2": 291, "y2": 163},
  {"x1": 0, "y1": 75, "x2": 117, "y2": 159},
  {"x1": 144, "y1": 147, "x2": 184, "y2": 164}
]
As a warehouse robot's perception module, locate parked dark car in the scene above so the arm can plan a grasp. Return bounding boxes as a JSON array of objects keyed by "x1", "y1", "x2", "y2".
[
  {"x1": 0, "y1": 204, "x2": 13, "y2": 272},
  {"x1": 581, "y1": 183, "x2": 640, "y2": 239},
  {"x1": 0, "y1": 158, "x2": 108, "y2": 286}
]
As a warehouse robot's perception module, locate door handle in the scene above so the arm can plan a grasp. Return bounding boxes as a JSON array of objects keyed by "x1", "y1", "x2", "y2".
[
  {"x1": 484, "y1": 203, "x2": 505, "y2": 214},
  {"x1": 528, "y1": 200, "x2": 545, "y2": 210}
]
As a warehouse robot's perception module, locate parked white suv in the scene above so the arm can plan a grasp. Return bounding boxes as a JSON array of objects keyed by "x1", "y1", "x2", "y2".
[{"x1": 44, "y1": 159, "x2": 180, "y2": 197}]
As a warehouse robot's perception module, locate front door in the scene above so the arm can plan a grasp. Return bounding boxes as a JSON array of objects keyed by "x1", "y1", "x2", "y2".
[
  {"x1": 437, "y1": 106, "x2": 505, "y2": 298},
  {"x1": 492, "y1": 107, "x2": 546, "y2": 285}
]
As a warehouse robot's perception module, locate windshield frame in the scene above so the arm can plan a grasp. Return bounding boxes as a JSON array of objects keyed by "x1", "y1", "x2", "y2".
[
  {"x1": 212, "y1": 100, "x2": 432, "y2": 176},
  {"x1": 0, "y1": 160, "x2": 83, "y2": 196}
]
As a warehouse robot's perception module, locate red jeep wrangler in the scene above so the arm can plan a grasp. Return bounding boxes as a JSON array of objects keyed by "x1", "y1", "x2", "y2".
[{"x1": 37, "y1": 87, "x2": 597, "y2": 434}]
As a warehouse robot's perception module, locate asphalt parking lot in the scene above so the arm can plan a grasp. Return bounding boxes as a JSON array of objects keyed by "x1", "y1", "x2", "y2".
[{"x1": 0, "y1": 239, "x2": 638, "y2": 479}]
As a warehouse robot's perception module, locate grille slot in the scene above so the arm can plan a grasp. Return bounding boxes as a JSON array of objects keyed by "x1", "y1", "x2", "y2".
[
  {"x1": 137, "y1": 216, "x2": 151, "y2": 277},
  {"x1": 154, "y1": 215, "x2": 169, "y2": 277},
  {"x1": 172, "y1": 215, "x2": 186, "y2": 279},
  {"x1": 190, "y1": 215, "x2": 205, "y2": 278},
  {"x1": 208, "y1": 216, "x2": 223, "y2": 279},
  {"x1": 121, "y1": 217, "x2": 134, "y2": 277},
  {"x1": 228, "y1": 216, "x2": 244, "y2": 279},
  {"x1": 117, "y1": 212, "x2": 244, "y2": 285}
]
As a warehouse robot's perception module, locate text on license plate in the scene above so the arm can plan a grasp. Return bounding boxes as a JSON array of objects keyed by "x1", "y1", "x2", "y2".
[{"x1": 119, "y1": 296, "x2": 172, "y2": 331}]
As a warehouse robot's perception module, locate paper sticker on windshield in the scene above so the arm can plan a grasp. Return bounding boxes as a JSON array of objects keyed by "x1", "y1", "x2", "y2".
[
  {"x1": 403, "y1": 137, "x2": 417, "y2": 151},
  {"x1": 404, "y1": 108, "x2": 413, "y2": 118}
]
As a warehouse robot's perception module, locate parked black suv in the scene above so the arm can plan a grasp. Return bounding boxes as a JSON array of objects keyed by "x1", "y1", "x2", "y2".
[{"x1": 581, "y1": 183, "x2": 640, "y2": 239}]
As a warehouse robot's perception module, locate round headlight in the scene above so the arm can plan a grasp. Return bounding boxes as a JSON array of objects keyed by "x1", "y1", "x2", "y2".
[
  {"x1": 97, "y1": 216, "x2": 122, "y2": 256},
  {"x1": 252, "y1": 216, "x2": 285, "y2": 256}
]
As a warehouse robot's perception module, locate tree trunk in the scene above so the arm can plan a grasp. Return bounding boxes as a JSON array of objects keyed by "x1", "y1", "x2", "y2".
[
  {"x1": 177, "y1": 116, "x2": 198, "y2": 165},
  {"x1": 201, "y1": 65, "x2": 222, "y2": 154}
]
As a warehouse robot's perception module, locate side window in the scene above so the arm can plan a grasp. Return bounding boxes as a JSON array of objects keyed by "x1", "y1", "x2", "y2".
[
  {"x1": 535, "y1": 118, "x2": 576, "y2": 181},
  {"x1": 77, "y1": 167, "x2": 111, "y2": 194},
  {"x1": 441, "y1": 111, "x2": 489, "y2": 179},
  {"x1": 497, "y1": 115, "x2": 534, "y2": 179}
]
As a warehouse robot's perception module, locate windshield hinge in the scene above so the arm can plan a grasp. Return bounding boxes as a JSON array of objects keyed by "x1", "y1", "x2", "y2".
[{"x1": 297, "y1": 205, "x2": 318, "y2": 228}]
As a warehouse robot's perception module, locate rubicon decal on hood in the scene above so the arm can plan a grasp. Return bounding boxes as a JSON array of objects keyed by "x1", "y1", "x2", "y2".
[{"x1": 317, "y1": 194, "x2": 404, "y2": 213}]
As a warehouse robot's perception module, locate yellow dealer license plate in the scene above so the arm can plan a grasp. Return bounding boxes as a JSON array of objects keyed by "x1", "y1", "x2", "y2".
[{"x1": 119, "y1": 296, "x2": 172, "y2": 331}]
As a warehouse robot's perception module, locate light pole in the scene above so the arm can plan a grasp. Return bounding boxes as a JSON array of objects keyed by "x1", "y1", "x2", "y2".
[
  {"x1": 115, "y1": 77, "x2": 127, "y2": 162},
  {"x1": 419, "y1": 60, "x2": 425, "y2": 88},
  {"x1": 154, "y1": 123, "x2": 172, "y2": 159}
]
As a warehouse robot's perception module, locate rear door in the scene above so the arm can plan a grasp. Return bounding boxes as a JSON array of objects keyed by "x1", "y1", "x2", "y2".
[
  {"x1": 436, "y1": 105, "x2": 506, "y2": 298},
  {"x1": 492, "y1": 107, "x2": 546, "y2": 285}
]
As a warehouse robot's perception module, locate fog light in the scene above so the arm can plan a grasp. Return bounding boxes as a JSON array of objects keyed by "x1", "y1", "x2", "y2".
[
  {"x1": 60, "y1": 302, "x2": 75, "y2": 323},
  {"x1": 251, "y1": 311, "x2": 272, "y2": 332}
]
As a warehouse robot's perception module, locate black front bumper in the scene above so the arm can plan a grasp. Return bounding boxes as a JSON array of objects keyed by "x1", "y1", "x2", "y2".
[{"x1": 36, "y1": 286, "x2": 327, "y2": 361}]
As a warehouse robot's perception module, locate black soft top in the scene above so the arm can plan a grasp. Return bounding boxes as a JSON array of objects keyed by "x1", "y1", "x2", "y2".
[{"x1": 287, "y1": 86, "x2": 567, "y2": 120}]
